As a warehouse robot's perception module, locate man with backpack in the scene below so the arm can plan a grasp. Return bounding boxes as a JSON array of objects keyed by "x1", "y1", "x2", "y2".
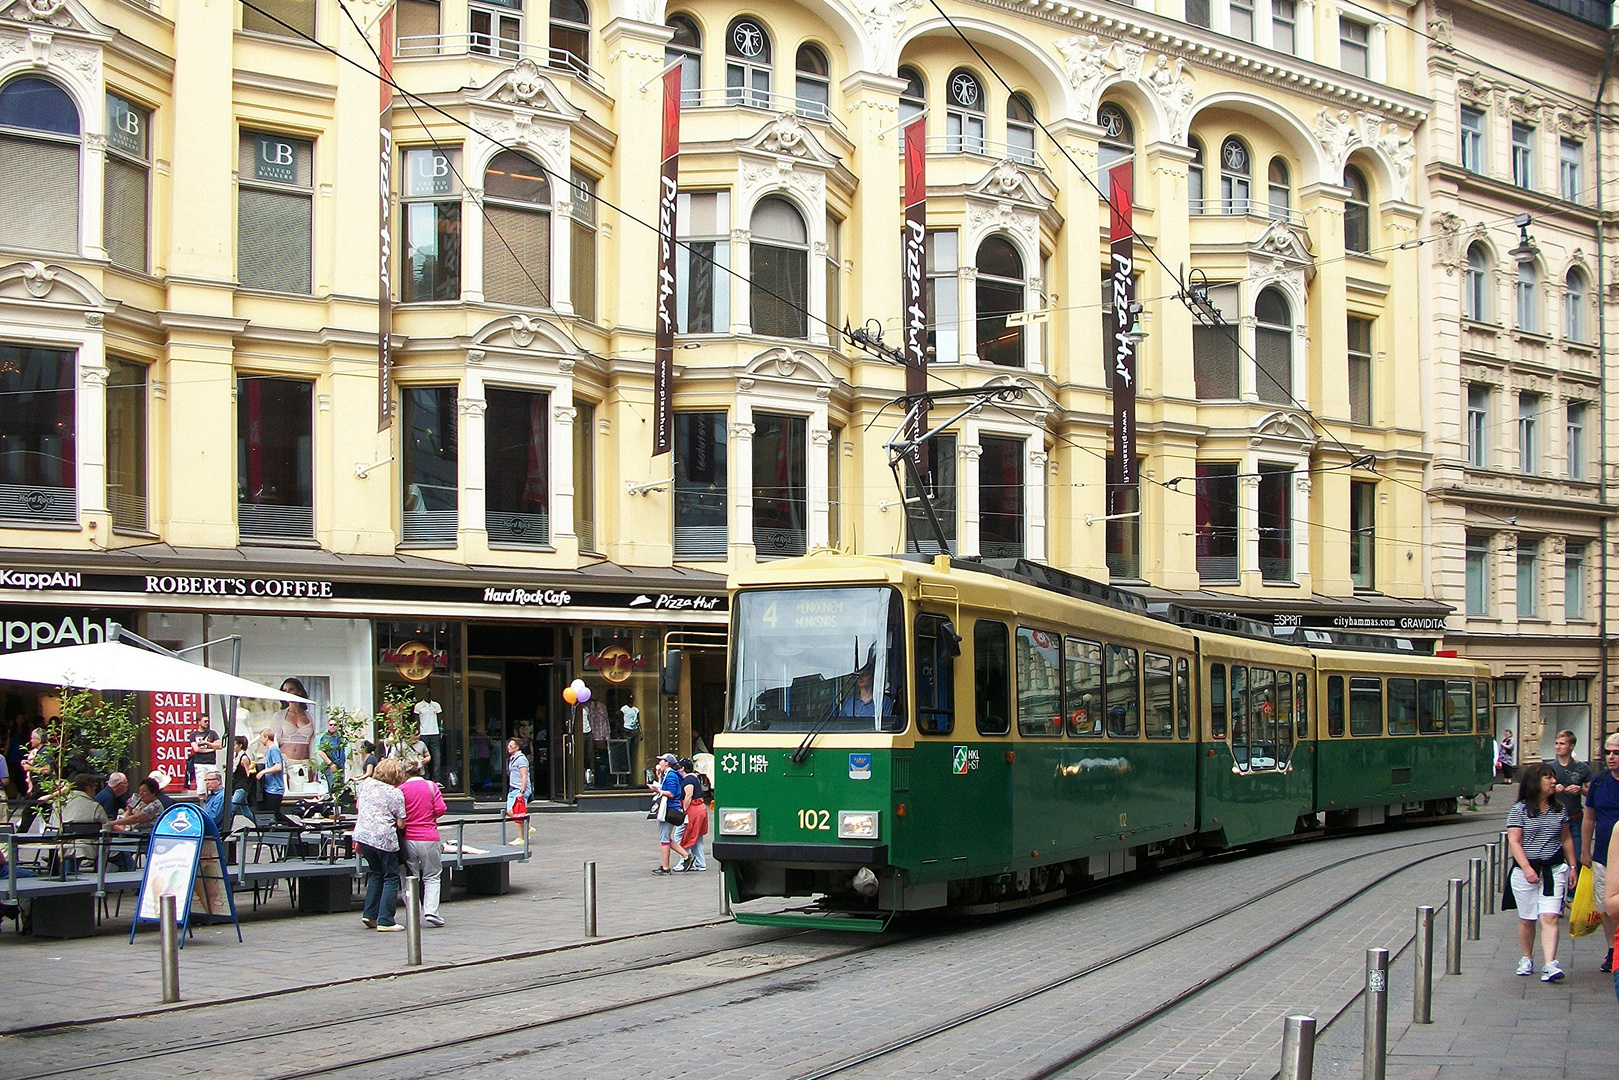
[
  {"x1": 675, "y1": 757, "x2": 711, "y2": 872},
  {"x1": 1580, "y1": 732, "x2": 1619, "y2": 972}
]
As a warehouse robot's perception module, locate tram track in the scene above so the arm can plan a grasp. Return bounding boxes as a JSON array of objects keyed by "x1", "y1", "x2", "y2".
[{"x1": 0, "y1": 819, "x2": 1500, "y2": 1080}]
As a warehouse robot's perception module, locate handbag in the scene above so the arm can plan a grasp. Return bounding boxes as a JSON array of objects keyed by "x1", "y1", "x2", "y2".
[
  {"x1": 649, "y1": 794, "x2": 685, "y2": 826},
  {"x1": 510, "y1": 795, "x2": 528, "y2": 819},
  {"x1": 1501, "y1": 864, "x2": 1516, "y2": 912},
  {"x1": 1570, "y1": 867, "x2": 1601, "y2": 936}
]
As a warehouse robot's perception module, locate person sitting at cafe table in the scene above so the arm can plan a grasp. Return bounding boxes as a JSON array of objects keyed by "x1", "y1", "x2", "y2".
[
  {"x1": 110, "y1": 777, "x2": 163, "y2": 833},
  {"x1": 93, "y1": 772, "x2": 128, "y2": 819},
  {"x1": 49, "y1": 774, "x2": 108, "y2": 871},
  {"x1": 200, "y1": 768, "x2": 231, "y2": 836}
]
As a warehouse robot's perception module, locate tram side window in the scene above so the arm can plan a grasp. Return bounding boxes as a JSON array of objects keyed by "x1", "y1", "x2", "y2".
[
  {"x1": 1176, "y1": 657, "x2": 1192, "y2": 740},
  {"x1": 1349, "y1": 676, "x2": 1382, "y2": 736},
  {"x1": 1105, "y1": 644, "x2": 1139, "y2": 737},
  {"x1": 1475, "y1": 679, "x2": 1491, "y2": 733},
  {"x1": 914, "y1": 614, "x2": 957, "y2": 735},
  {"x1": 1249, "y1": 668, "x2": 1275, "y2": 769},
  {"x1": 1277, "y1": 671, "x2": 1294, "y2": 764},
  {"x1": 974, "y1": 619, "x2": 1011, "y2": 736},
  {"x1": 1387, "y1": 678, "x2": 1417, "y2": 735},
  {"x1": 1210, "y1": 663, "x2": 1227, "y2": 739},
  {"x1": 1016, "y1": 627, "x2": 1063, "y2": 736},
  {"x1": 1065, "y1": 637, "x2": 1103, "y2": 736},
  {"x1": 1230, "y1": 666, "x2": 1248, "y2": 763},
  {"x1": 1296, "y1": 673, "x2": 1309, "y2": 739},
  {"x1": 1328, "y1": 675, "x2": 1346, "y2": 737},
  {"x1": 1447, "y1": 680, "x2": 1473, "y2": 734},
  {"x1": 1418, "y1": 679, "x2": 1445, "y2": 734},
  {"x1": 1144, "y1": 653, "x2": 1174, "y2": 739}
]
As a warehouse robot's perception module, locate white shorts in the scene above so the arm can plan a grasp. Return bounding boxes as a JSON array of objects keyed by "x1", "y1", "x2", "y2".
[
  {"x1": 1594, "y1": 859, "x2": 1609, "y2": 916},
  {"x1": 1511, "y1": 864, "x2": 1568, "y2": 920}
]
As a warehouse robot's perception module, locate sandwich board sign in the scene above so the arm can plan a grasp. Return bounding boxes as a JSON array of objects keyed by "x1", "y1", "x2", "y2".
[{"x1": 130, "y1": 803, "x2": 241, "y2": 944}]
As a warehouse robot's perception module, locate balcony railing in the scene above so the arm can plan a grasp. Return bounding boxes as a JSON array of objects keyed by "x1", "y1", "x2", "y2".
[
  {"x1": 396, "y1": 35, "x2": 605, "y2": 92},
  {"x1": 1190, "y1": 198, "x2": 1305, "y2": 226},
  {"x1": 678, "y1": 87, "x2": 850, "y2": 143},
  {"x1": 922, "y1": 135, "x2": 1046, "y2": 171}
]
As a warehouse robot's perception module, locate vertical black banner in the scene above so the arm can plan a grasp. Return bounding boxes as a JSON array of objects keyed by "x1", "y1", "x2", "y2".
[
  {"x1": 1109, "y1": 164, "x2": 1136, "y2": 496},
  {"x1": 377, "y1": 4, "x2": 396, "y2": 431},
  {"x1": 653, "y1": 67, "x2": 681, "y2": 458},
  {"x1": 902, "y1": 117, "x2": 928, "y2": 464}
]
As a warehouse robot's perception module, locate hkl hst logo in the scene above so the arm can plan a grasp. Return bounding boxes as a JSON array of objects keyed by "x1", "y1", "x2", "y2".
[{"x1": 951, "y1": 746, "x2": 980, "y2": 774}]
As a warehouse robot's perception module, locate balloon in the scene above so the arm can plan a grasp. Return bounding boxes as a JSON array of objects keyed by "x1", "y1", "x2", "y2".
[
  {"x1": 576, "y1": 685, "x2": 592, "y2": 703},
  {"x1": 570, "y1": 678, "x2": 587, "y2": 694},
  {"x1": 563, "y1": 687, "x2": 578, "y2": 705}
]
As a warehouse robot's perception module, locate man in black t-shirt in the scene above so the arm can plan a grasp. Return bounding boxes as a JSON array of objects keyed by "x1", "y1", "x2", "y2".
[
  {"x1": 186, "y1": 721, "x2": 222, "y2": 791},
  {"x1": 1550, "y1": 729, "x2": 1594, "y2": 863}
]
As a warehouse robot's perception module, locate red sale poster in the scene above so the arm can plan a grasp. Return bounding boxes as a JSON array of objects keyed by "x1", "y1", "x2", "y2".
[{"x1": 149, "y1": 692, "x2": 202, "y2": 792}]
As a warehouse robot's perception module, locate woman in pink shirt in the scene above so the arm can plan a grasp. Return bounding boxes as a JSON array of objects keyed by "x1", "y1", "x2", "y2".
[{"x1": 399, "y1": 758, "x2": 448, "y2": 927}]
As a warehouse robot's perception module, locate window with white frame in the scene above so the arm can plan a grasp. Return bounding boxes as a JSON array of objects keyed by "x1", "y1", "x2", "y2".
[
  {"x1": 1565, "y1": 544, "x2": 1586, "y2": 620},
  {"x1": 400, "y1": 147, "x2": 462, "y2": 302},
  {"x1": 569, "y1": 167, "x2": 597, "y2": 321},
  {"x1": 238, "y1": 131, "x2": 313, "y2": 294},
  {"x1": 0, "y1": 79, "x2": 81, "y2": 255},
  {"x1": 1192, "y1": 282, "x2": 1240, "y2": 399},
  {"x1": 1464, "y1": 244, "x2": 1490, "y2": 321},
  {"x1": 666, "y1": 14, "x2": 702, "y2": 106},
  {"x1": 1254, "y1": 287, "x2": 1293, "y2": 405},
  {"x1": 1343, "y1": 166, "x2": 1370, "y2": 254},
  {"x1": 237, "y1": 376, "x2": 314, "y2": 540},
  {"x1": 1516, "y1": 261, "x2": 1538, "y2": 333},
  {"x1": 1007, "y1": 93, "x2": 1037, "y2": 165},
  {"x1": 1230, "y1": 0, "x2": 1255, "y2": 40},
  {"x1": 105, "y1": 93, "x2": 150, "y2": 273},
  {"x1": 483, "y1": 150, "x2": 552, "y2": 308},
  {"x1": 549, "y1": 0, "x2": 590, "y2": 77},
  {"x1": 753, "y1": 412, "x2": 807, "y2": 558},
  {"x1": 1466, "y1": 383, "x2": 1490, "y2": 468},
  {"x1": 1220, "y1": 137, "x2": 1252, "y2": 214},
  {"x1": 484, "y1": 387, "x2": 550, "y2": 546},
  {"x1": 1559, "y1": 138, "x2": 1582, "y2": 201},
  {"x1": 470, "y1": 0, "x2": 522, "y2": 60},
  {"x1": 675, "y1": 190, "x2": 730, "y2": 333},
  {"x1": 946, "y1": 69, "x2": 986, "y2": 154},
  {"x1": 1257, "y1": 462, "x2": 1293, "y2": 581},
  {"x1": 1516, "y1": 543, "x2": 1538, "y2": 618},
  {"x1": 1465, "y1": 533, "x2": 1490, "y2": 615},
  {"x1": 1195, "y1": 461, "x2": 1239, "y2": 581},
  {"x1": 0, "y1": 344, "x2": 76, "y2": 525},
  {"x1": 825, "y1": 213, "x2": 841, "y2": 329},
  {"x1": 1511, "y1": 123, "x2": 1534, "y2": 188},
  {"x1": 243, "y1": 0, "x2": 315, "y2": 37},
  {"x1": 749, "y1": 196, "x2": 809, "y2": 339},
  {"x1": 106, "y1": 357, "x2": 147, "y2": 533},
  {"x1": 402, "y1": 386, "x2": 458, "y2": 544},
  {"x1": 794, "y1": 44, "x2": 830, "y2": 120},
  {"x1": 1097, "y1": 103, "x2": 1133, "y2": 198},
  {"x1": 1460, "y1": 106, "x2": 1485, "y2": 172},
  {"x1": 905, "y1": 434, "x2": 956, "y2": 554},
  {"x1": 725, "y1": 17, "x2": 772, "y2": 109},
  {"x1": 574, "y1": 399, "x2": 595, "y2": 551},
  {"x1": 1347, "y1": 315, "x2": 1372, "y2": 426},
  {"x1": 1339, "y1": 18, "x2": 1370, "y2": 78},
  {"x1": 1267, "y1": 158, "x2": 1290, "y2": 220},
  {"x1": 1186, "y1": 0, "x2": 1211, "y2": 28},
  {"x1": 927, "y1": 230, "x2": 959, "y2": 363},
  {"x1": 1271, "y1": 0, "x2": 1297, "y2": 54},
  {"x1": 674, "y1": 411, "x2": 727, "y2": 560},
  {"x1": 1565, "y1": 267, "x2": 1588, "y2": 342},
  {"x1": 1188, "y1": 137, "x2": 1205, "y2": 209},
  {"x1": 976, "y1": 236, "x2": 1025, "y2": 367},
  {"x1": 1566, "y1": 401, "x2": 1586, "y2": 481},
  {"x1": 1518, "y1": 392, "x2": 1540, "y2": 474},
  {"x1": 899, "y1": 67, "x2": 926, "y2": 141},
  {"x1": 1350, "y1": 479, "x2": 1376, "y2": 590},
  {"x1": 979, "y1": 435, "x2": 1025, "y2": 558},
  {"x1": 396, "y1": 0, "x2": 441, "y2": 54}
]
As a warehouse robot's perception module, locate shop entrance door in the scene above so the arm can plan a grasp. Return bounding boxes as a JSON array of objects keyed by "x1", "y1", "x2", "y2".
[{"x1": 504, "y1": 661, "x2": 567, "y2": 802}]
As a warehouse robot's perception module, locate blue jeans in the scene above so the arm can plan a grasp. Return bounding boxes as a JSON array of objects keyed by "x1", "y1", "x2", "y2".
[{"x1": 359, "y1": 844, "x2": 400, "y2": 927}]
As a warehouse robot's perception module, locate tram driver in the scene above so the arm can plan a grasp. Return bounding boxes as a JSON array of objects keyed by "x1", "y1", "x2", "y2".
[{"x1": 837, "y1": 661, "x2": 893, "y2": 721}]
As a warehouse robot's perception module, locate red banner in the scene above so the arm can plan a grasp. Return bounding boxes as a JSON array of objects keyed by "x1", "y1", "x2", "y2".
[
  {"x1": 377, "y1": 4, "x2": 396, "y2": 431},
  {"x1": 901, "y1": 117, "x2": 928, "y2": 465},
  {"x1": 1109, "y1": 164, "x2": 1136, "y2": 495},
  {"x1": 149, "y1": 692, "x2": 202, "y2": 792},
  {"x1": 653, "y1": 66, "x2": 681, "y2": 457}
]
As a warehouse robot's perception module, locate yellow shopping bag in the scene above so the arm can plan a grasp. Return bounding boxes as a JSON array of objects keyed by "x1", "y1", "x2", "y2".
[{"x1": 1569, "y1": 866, "x2": 1602, "y2": 937}]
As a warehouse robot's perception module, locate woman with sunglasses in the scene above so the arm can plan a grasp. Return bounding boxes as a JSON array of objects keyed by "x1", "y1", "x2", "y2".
[{"x1": 1580, "y1": 732, "x2": 1619, "y2": 973}]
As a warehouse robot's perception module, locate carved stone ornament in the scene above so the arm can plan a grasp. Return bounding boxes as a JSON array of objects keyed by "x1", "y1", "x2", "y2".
[
  {"x1": 1433, "y1": 212, "x2": 1464, "y2": 271},
  {"x1": 1314, "y1": 108, "x2": 1365, "y2": 170},
  {"x1": 1253, "y1": 217, "x2": 1312, "y2": 266},
  {"x1": 1556, "y1": 111, "x2": 1590, "y2": 141},
  {"x1": 1054, "y1": 33, "x2": 1122, "y2": 124},
  {"x1": 20, "y1": 260, "x2": 55, "y2": 298},
  {"x1": 1426, "y1": 9, "x2": 1455, "y2": 49},
  {"x1": 79, "y1": 364, "x2": 106, "y2": 387},
  {"x1": 1140, "y1": 55, "x2": 1195, "y2": 144},
  {"x1": 966, "y1": 200, "x2": 1038, "y2": 251},
  {"x1": 0, "y1": 0, "x2": 72, "y2": 28},
  {"x1": 853, "y1": 0, "x2": 921, "y2": 76},
  {"x1": 497, "y1": 59, "x2": 555, "y2": 108},
  {"x1": 760, "y1": 111, "x2": 809, "y2": 156},
  {"x1": 1455, "y1": 74, "x2": 1492, "y2": 106},
  {"x1": 510, "y1": 314, "x2": 540, "y2": 347},
  {"x1": 1378, "y1": 124, "x2": 1415, "y2": 196}
]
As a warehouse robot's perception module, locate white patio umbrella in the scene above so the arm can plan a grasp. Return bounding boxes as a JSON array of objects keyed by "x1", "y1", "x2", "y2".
[{"x1": 0, "y1": 641, "x2": 312, "y2": 702}]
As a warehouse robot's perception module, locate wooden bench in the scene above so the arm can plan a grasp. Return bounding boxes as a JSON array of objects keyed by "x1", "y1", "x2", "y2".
[{"x1": 439, "y1": 816, "x2": 530, "y2": 896}]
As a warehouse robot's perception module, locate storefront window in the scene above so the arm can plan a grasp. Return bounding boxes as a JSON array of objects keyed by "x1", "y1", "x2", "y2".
[
  {"x1": 580, "y1": 626, "x2": 659, "y2": 792},
  {"x1": 375, "y1": 620, "x2": 463, "y2": 792}
]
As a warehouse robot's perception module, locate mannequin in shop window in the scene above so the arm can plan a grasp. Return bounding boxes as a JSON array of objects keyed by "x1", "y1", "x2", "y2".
[{"x1": 414, "y1": 694, "x2": 443, "y2": 783}]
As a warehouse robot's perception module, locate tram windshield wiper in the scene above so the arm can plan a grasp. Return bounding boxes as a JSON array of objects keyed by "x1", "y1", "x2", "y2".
[{"x1": 790, "y1": 674, "x2": 851, "y2": 765}]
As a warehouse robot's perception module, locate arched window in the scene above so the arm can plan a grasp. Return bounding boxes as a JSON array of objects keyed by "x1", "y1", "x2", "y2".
[
  {"x1": 1267, "y1": 157, "x2": 1291, "y2": 220},
  {"x1": 666, "y1": 14, "x2": 702, "y2": 106},
  {"x1": 1007, "y1": 93, "x2": 1037, "y2": 165},
  {"x1": 1188, "y1": 137, "x2": 1206, "y2": 210},
  {"x1": 749, "y1": 196, "x2": 808, "y2": 338},
  {"x1": 1464, "y1": 244, "x2": 1490, "y2": 321},
  {"x1": 0, "y1": 78, "x2": 80, "y2": 254},
  {"x1": 1343, "y1": 165, "x2": 1370, "y2": 253},
  {"x1": 550, "y1": 0, "x2": 591, "y2": 78},
  {"x1": 1220, "y1": 136, "x2": 1251, "y2": 215},
  {"x1": 483, "y1": 150, "x2": 552, "y2": 308},
  {"x1": 795, "y1": 43, "x2": 830, "y2": 120},
  {"x1": 898, "y1": 66, "x2": 925, "y2": 151},
  {"x1": 1254, "y1": 287, "x2": 1293, "y2": 404},
  {"x1": 1097, "y1": 102, "x2": 1133, "y2": 198},
  {"x1": 976, "y1": 236, "x2": 1025, "y2": 367},
  {"x1": 1565, "y1": 267, "x2": 1589, "y2": 342},
  {"x1": 726, "y1": 17, "x2": 772, "y2": 109},
  {"x1": 1516, "y1": 260, "x2": 1538, "y2": 333},
  {"x1": 946, "y1": 68, "x2": 985, "y2": 154}
]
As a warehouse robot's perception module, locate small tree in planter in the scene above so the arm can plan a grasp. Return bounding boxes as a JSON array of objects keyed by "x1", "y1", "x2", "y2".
[
  {"x1": 375, "y1": 684, "x2": 420, "y2": 759},
  {"x1": 35, "y1": 687, "x2": 137, "y2": 814},
  {"x1": 318, "y1": 704, "x2": 369, "y2": 807}
]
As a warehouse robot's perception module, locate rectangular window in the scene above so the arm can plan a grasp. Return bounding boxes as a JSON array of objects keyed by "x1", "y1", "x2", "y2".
[
  {"x1": 1339, "y1": 18, "x2": 1370, "y2": 79},
  {"x1": 1460, "y1": 106, "x2": 1485, "y2": 173},
  {"x1": 1106, "y1": 455, "x2": 1140, "y2": 580},
  {"x1": 396, "y1": 0, "x2": 441, "y2": 54},
  {"x1": 470, "y1": 2, "x2": 522, "y2": 60},
  {"x1": 1065, "y1": 638, "x2": 1103, "y2": 737},
  {"x1": 1467, "y1": 384, "x2": 1490, "y2": 468},
  {"x1": 927, "y1": 230, "x2": 959, "y2": 364},
  {"x1": 753, "y1": 413, "x2": 807, "y2": 558},
  {"x1": 676, "y1": 191, "x2": 731, "y2": 333},
  {"x1": 1144, "y1": 653, "x2": 1174, "y2": 739},
  {"x1": 1566, "y1": 545, "x2": 1586, "y2": 620},
  {"x1": 1193, "y1": 283, "x2": 1240, "y2": 399},
  {"x1": 1519, "y1": 393, "x2": 1539, "y2": 474},
  {"x1": 238, "y1": 131, "x2": 313, "y2": 294},
  {"x1": 825, "y1": 215, "x2": 841, "y2": 330},
  {"x1": 674, "y1": 412, "x2": 727, "y2": 560},
  {"x1": 1230, "y1": 0, "x2": 1255, "y2": 40},
  {"x1": 1296, "y1": 672, "x2": 1308, "y2": 738},
  {"x1": 402, "y1": 385, "x2": 458, "y2": 544},
  {"x1": 1386, "y1": 678, "x2": 1417, "y2": 735},
  {"x1": 1566, "y1": 402, "x2": 1586, "y2": 481},
  {"x1": 1349, "y1": 675, "x2": 1383, "y2": 736},
  {"x1": 1105, "y1": 644, "x2": 1139, "y2": 738},
  {"x1": 1230, "y1": 666, "x2": 1247, "y2": 748},
  {"x1": 573, "y1": 400, "x2": 595, "y2": 551},
  {"x1": 1016, "y1": 627, "x2": 1063, "y2": 736},
  {"x1": 1517, "y1": 544, "x2": 1538, "y2": 618},
  {"x1": 105, "y1": 358, "x2": 147, "y2": 532},
  {"x1": 1248, "y1": 667, "x2": 1274, "y2": 768},
  {"x1": 1447, "y1": 680, "x2": 1474, "y2": 734},
  {"x1": 105, "y1": 93, "x2": 150, "y2": 274},
  {"x1": 905, "y1": 434, "x2": 956, "y2": 554},
  {"x1": 749, "y1": 238, "x2": 808, "y2": 341},
  {"x1": 1418, "y1": 679, "x2": 1446, "y2": 735},
  {"x1": 400, "y1": 147, "x2": 462, "y2": 302},
  {"x1": 1210, "y1": 662, "x2": 1228, "y2": 739},
  {"x1": 1347, "y1": 316, "x2": 1372, "y2": 426},
  {"x1": 1327, "y1": 674, "x2": 1345, "y2": 737},
  {"x1": 0, "y1": 345, "x2": 75, "y2": 524},
  {"x1": 1186, "y1": 0, "x2": 1211, "y2": 28},
  {"x1": 1272, "y1": 0, "x2": 1296, "y2": 53},
  {"x1": 1560, "y1": 138, "x2": 1582, "y2": 202},
  {"x1": 1540, "y1": 677, "x2": 1588, "y2": 703},
  {"x1": 974, "y1": 619, "x2": 1010, "y2": 736},
  {"x1": 1177, "y1": 658, "x2": 1192, "y2": 739},
  {"x1": 1511, "y1": 123, "x2": 1534, "y2": 189},
  {"x1": 237, "y1": 376, "x2": 313, "y2": 540},
  {"x1": 242, "y1": 0, "x2": 315, "y2": 37},
  {"x1": 1350, "y1": 480, "x2": 1375, "y2": 590},
  {"x1": 1258, "y1": 463, "x2": 1293, "y2": 582},
  {"x1": 978, "y1": 436, "x2": 1025, "y2": 559},
  {"x1": 828, "y1": 423, "x2": 841, "y2": 548},
  {"x1": 1196, "y1": 462, "x2": 1239, "y2": 581},
  {"x1": 1465, "y1": 533, "x2": 1490, "y2": 615},
  {"x1": 569, "y1": 169, "x2": 597, "y2": 321},
  {"x1": 915, "y1": 613, "x2": 957, "y2": 735},
  {"x1": 483, "y1": 387, "x2": 550, "y2": 546},
  {"x1": 1475, "y1": 679, "x2": 1492, "y2": 734}
]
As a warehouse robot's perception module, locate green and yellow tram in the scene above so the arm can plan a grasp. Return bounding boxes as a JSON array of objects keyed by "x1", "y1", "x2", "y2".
[{"x1": 711, "y1": 553, "x2": 1492, "y2": 929}]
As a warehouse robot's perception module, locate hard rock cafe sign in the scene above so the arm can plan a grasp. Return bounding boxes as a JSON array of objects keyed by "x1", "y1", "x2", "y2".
[
  {"x1": 383, "y1": 641, "x2": 446, "y2": 682},
  {"x1": 585, "y1": 644, "x2": 646, "y2": 684}
]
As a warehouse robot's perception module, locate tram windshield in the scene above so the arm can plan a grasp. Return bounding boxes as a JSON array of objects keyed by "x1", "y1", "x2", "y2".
[{"x1": 729, "y1": 586, "x2": 907, "y2": 734}]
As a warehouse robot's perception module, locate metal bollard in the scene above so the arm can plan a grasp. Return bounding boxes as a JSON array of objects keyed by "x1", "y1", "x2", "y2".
[
  {"x1": 1446, "y1": 878, "x2": 1464, "y2": 975},
  {"x1": 1498, "y1": 830, "x2": 1511, "y2": 885},
  {"x1": 1414, "y1": 905, "x2": 1435, "y2": 1024},
  {"x1": 1467, "y1": 858, "x2": 1484, "y2": 941},
  {"x1": 1279, "y1": 1014, "x2": 1316, "y2": 1080},
  {"x1": 1485, "y1": 843, "x2": 1499, "y2": 914},
  {"x1": 584, "y1": 860, "x2": 598, "y2": 937},
  {"x1": 720, "y1": 864, "x2": 731, "y2": 916},
  {"x1": 404, "y1": 875, "x2": 422, "y2": 966},
  {"x1": 159, "y1": 893, "x2": 180, "y2": 1004},
  {"x1": 1364, "y1": 948, "x2": 1389, "y2": 1080}
]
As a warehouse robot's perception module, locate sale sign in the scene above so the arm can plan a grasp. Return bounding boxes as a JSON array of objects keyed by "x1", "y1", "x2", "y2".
[{"x1": 149, "y1": 692, "x2": 202, "y2": 792}]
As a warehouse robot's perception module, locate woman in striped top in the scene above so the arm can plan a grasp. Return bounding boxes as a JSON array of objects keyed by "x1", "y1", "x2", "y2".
[{"x1": 1507, "y1": 763, "x2": 1578, "y2": 982}]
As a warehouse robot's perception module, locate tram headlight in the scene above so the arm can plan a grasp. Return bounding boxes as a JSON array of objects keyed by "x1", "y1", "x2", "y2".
[
  {"x1": 719, "y1": 808, "x2": 758, "y2": 836},
  {"x1": 838, "y1": 811, "x2": 879, "y2": 840}
]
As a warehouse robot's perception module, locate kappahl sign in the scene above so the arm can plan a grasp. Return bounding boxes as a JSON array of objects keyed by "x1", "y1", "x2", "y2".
[{"x1": 3, "y1": 612, "x2": 121, "y2": 653}]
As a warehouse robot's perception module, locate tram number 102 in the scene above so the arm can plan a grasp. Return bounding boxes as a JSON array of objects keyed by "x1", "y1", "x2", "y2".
[{"x1": 797, "y1": 809, "x2": 832, "y2": 831}]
